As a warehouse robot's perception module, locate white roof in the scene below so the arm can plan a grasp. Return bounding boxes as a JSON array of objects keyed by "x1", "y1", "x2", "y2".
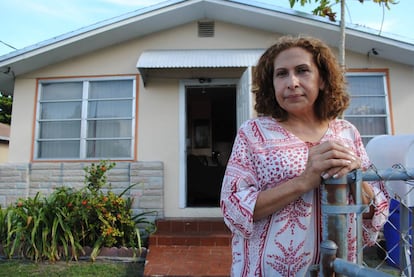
[{"x1": 0, "y1": 0, "x2": 414, "y2": 94}]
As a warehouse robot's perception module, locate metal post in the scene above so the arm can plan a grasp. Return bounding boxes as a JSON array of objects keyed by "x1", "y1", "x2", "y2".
[
  {"x1": 357, "y1": 167, "x2": 414, "y2": 182},
  {"x1": 322, "y1": 175, "x2": 349, "y2": 261},
  {"x1": 400, "y1": 202, "x2": 411, "y2": 277},
  {"x1": 411, "y1": 204, "x2": 414, "y2": 277},
  {"x1": 354, "y1": 169, "x2": 363, "y2": 265},
  {"x1": 333, "y1": 258, "x2": 394, "y2": 276},
  {"x1": 319, "y1": 240, "x2": 337, "y2": 277}
]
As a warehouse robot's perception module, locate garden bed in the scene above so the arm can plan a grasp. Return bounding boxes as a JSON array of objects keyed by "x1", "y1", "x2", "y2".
[
  {"x1": 0, "y1": 245, "x2": 147, "y2": 262},
  {"x1": 0, "y1": 161, "x2": 156, "y2": 264}
]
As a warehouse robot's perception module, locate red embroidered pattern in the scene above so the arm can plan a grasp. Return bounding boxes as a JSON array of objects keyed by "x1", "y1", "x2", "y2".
[
  {"x1": 221, "y1": 117, "x2": 389, "y2": 276},
  {"x1": 275, "y1": 198, "x2": 312, "y2": 236},
  {"x1": 267, "y1": 240, "x2": 311, "y2": 276}
]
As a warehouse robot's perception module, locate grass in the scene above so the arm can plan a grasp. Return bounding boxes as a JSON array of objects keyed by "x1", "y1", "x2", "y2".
[
  {"x1": 0, "y1": 245, "x2": 400, "y2": 277},
  {"x1": 0, "y1": 259, "x2": 145, "y2": 277}
]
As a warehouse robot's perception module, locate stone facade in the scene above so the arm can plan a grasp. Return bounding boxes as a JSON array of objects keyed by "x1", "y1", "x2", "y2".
[{"x1": 0, "y1": 161, "x2": 164, "y2": 221}]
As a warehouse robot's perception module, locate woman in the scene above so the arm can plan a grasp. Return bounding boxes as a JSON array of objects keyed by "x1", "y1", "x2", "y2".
[{"x1": 220, "y1": 36, "x2": 389, "y2": 276}]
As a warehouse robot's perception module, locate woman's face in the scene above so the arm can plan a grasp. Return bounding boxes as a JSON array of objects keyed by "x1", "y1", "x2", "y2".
[{"x1": 272, "y1": 47, "x2": 324, "y2": 118}]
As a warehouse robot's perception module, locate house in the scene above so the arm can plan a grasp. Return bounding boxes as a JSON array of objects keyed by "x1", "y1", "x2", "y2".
[
  {"x1": 0, "y1": 0, "x2": 413, "y2": 220},
  {"x1": 0, "y1": 123, "x2": 10, "y2": 163}
]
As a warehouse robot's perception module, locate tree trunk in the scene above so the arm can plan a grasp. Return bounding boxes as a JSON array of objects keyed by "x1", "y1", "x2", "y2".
[{"x1": 339, "y1": 0, "x2": 346, "y2": 67}]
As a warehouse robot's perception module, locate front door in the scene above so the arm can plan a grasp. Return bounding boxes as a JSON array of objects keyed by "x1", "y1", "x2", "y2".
[{"x1": 185, "y1": 85, "x2": 236, "y2": 207}]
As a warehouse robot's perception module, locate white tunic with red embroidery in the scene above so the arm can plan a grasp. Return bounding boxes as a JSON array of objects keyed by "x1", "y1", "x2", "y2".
[{"x1": 220, "y1": 117, "x2": 389, "y2": 277}]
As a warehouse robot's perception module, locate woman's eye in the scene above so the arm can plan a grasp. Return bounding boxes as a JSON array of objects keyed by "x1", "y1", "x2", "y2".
[
  {"x1": 275, "y1": 71, "x2": 287, "y2": 77},
  {"x1": 297, "y1": 67, "x2": 309, "y2": 74}
]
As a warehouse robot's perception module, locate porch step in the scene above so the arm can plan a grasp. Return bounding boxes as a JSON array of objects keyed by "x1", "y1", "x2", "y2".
[
  {"x1": 143, "y1": 218, "x2": 232, "y2": 277},
  {"x1": 149, "y1": 217, "x2": 232, "y2": 246}
]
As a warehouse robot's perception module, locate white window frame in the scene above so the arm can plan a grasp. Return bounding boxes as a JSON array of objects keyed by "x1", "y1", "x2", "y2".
[
  {"x1": 344, "y1": 71, "x2": 392, "y2": 145},
  {"x1": 34, "y1": 76, "x2": 136, "y2": 161}
]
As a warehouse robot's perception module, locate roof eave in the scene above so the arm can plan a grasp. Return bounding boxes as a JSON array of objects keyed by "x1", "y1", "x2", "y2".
[{"x1": 1, "y1": 0, "x2": 413, "y2": 95}]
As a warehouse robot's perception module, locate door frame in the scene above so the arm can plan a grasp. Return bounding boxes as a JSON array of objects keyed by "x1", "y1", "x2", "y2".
[
  {"x1": 179, "y1": 78, "x2": 239, "y2": 209},
  {"x1": 178, "y1": 79, "x2": 239, "y2": 207}
]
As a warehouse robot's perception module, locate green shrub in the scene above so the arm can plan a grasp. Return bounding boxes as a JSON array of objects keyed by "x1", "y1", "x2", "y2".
[{"x1": 0, "y1": 161, "x2": 156, "y2": 262}]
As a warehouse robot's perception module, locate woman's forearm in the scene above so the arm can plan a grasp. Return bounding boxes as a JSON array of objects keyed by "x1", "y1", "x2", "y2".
[{"x1": 253, "y1": 175, "x2": 312, "y2": 221}]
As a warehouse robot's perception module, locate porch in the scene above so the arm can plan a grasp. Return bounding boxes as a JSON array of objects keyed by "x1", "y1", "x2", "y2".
[{"x1": 143, "y1": 218, "x2": 232, "y2": 277}]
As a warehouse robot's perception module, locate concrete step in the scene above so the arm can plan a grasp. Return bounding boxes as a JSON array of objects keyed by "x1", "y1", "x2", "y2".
[{"x1": 143, "y1": 218, "x2": 232, "y2": 277}]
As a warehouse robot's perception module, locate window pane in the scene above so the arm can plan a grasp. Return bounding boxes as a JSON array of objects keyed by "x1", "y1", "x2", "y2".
[
  {"x1": 38, "y1": 141, "x2": 80, "y2": 158},
  {"x1": 345, "y1": 117, "x2": 387, "y2": 135},
  {"x1": 346, "y1": 75, "x2": 384, "y2": 96},
  {"x1": 87, "y1": 119, "x2": 132, "y2": 138},
  {"x1": 88, "y1": 100, "x2": 132, "y2": 118},
  {"x1": 89, "y1": 80, "x2": 133, "y2": 99},
  {"x1": 41, "y1": 82, "x2": 83, "y2": 100},
  {"x1": 36, "y1": 78, "x2": 135, "y2": 160},
  {"x1": 345, "y1": 96, "x2": 386, "y2": 115},
  {"x1": 40, "y1": 102, "x2": 81, "y2": 119},
  {"x1": 345, "y1": 73, "x2": 389, "y2": 146},
  {"x1": 39, "y1": 121, "x2": 81, "y2": 138},
  {"x1": 86, "y1": 139, "x2": 131, "y2": 158}
]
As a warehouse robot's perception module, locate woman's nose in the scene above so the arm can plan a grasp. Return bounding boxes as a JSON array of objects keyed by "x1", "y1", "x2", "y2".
[{"x1": 287, "y1": 74, "x2": 299, "y2": 89}]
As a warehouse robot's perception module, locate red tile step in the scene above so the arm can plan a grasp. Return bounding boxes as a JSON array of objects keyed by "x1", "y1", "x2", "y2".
[
  {"x1": 143, "y1": 218, "x2": 232, "y2": 277},
  {"x1": 149, "y1": 217, "x2": 232, "y2": 247}
]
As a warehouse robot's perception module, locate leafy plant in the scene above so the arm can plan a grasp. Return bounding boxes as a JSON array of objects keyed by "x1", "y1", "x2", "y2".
[
  {"x1": 0, "y1": 206, "x2": 7, "y2": 241},
  {"x1": 0, "y1": 93, "x2": 12, "y2": 125},
  {"x1": 0, "y1": 161, "x2": 156, "y2": 262},
  {"x1": 288, "y1": 0, "x2": 398, "y2": 22},
  {"x1": 84, "y1": 161, "x2": 115, "y2": 194}
]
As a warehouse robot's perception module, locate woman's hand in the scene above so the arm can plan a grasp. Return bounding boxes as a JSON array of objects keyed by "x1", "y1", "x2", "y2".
[
  {"x1": 307, "y1": 141, "x2": 376, "y2": 218},
  {"x1": 303, "y1": 141, "x2": 360, "y2": 187},
  {"x1": 254, "y1": 140, "x2": 362, "y2": 221}
]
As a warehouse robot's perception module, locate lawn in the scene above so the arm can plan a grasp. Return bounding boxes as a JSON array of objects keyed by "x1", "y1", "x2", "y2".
[{"x1": 0, "y1": 259, "x2": 145, "y2": 277}]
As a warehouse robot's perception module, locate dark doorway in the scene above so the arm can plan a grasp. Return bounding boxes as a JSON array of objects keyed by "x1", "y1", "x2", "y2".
[{"x1": 186, "y1": 85, "x2": 236, "y2": 207}]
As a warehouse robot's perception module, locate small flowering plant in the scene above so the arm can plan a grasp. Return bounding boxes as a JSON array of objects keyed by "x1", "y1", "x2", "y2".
[
  {"x1": 0, "y1": 161, "x2": 156, "y2": 262},
  {"x1": 84, "y1": 160, "x2": 115, "y2": 194}
]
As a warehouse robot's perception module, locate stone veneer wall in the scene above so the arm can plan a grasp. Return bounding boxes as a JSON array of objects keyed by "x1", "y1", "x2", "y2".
[{"x1": 0, "y1": 161, "x2": 164, "y2": 221}]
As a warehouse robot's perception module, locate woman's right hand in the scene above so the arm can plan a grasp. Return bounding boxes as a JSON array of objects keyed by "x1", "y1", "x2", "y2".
[
  {"x1": 254, "y1": 141, "x2": 359, "y2": 221},
  {"x1": 302, "y1": 141, "x2": 358, "y2": 190}
]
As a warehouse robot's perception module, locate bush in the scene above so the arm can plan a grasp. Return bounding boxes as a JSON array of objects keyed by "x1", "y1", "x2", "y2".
[{"x1": 0, "y1": 161, "x2": 156, "y2": 262}]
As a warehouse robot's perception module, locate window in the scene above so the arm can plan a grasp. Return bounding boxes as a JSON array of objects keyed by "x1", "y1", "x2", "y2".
[
  {"x1": 344, "y1": 72, "x2": 391, "y2": 146},
  {"x1": 35, "y1": 77, "x2": 136, "y2": 160}
]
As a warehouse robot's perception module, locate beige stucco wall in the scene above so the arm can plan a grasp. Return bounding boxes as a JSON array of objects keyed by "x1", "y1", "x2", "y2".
[
  {"x1": 0, "y1": 144, "x2": 8, "y2": 162},
  {"x1": 8, "y1": 20, "x2": 414, "y2": 217},
  {"x1": 388, "y1": 65, "x2": 414, "y2": 134},
  {"x1": 8, "y1": 78, "x2": 36, "y2": 163}
]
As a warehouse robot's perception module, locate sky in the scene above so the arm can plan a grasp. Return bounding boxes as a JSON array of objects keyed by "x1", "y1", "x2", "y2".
[{"x1": 1, "y1": 0, "x2": 413, "y2": 56}]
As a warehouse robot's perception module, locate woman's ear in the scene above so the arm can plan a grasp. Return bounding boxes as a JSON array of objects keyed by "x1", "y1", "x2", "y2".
[{"x1": 319, "y1": 79, "x2": 325, "y2": 91}]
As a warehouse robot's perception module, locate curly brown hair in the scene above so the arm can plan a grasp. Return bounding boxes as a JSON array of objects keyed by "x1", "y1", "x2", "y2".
[{"x1": 253, "y1": 35, "x2": 349, "y2": 121}]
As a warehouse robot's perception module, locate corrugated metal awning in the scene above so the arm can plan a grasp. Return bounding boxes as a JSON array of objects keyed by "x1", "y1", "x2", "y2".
[{"x1": 136, "y1": 49, "x2": 264, "y2": 85}]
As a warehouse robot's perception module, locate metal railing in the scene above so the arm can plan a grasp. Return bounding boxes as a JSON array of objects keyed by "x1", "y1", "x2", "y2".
[
  {"x1": 315, "y1": 166, "x2": 414, "y2": 277},
  {"x1": 319, "y1": 240, "x2": 391, "y2": 277}
]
